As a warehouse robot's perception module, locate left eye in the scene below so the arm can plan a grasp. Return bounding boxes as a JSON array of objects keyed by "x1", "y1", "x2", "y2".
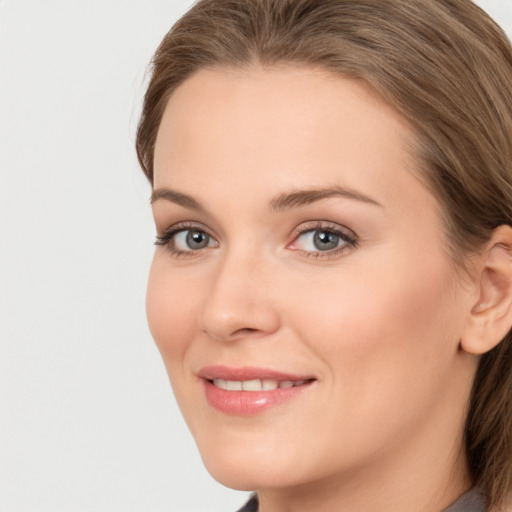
[
  {"x1": 174, "y1": 230, "x2": 213, "y2": 251},
  {"x1": 293, "y1": 228, "x2": 355, "y2": 253},
  {"x1": 155, "y1": 227, "x2": 217, "y2": 254}
]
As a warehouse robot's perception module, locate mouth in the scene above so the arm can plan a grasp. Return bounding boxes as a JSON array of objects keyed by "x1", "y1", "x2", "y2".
[
  {"x1": 210, "y1": 378, "x2": 313, "y2": 391},
  {"x1": 198, "y1": 366, "x2": 316, "y2": 415}
]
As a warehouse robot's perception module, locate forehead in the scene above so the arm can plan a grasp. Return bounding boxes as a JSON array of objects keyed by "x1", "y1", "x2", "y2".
[
  {"x1": 154, "y1": 65, "x2": 413, "y2": 166},
  {"x1": 153, "y1": 65, "x2": 434, "y2": 215}
]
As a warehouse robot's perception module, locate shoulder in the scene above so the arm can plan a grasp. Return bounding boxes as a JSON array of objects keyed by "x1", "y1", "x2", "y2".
[
  {"x1": 489, "y1": 494, "x2": 512, "y2": 512},
  {"x1": 236, "y1": 494, "x2": 258, "y2": 512}
]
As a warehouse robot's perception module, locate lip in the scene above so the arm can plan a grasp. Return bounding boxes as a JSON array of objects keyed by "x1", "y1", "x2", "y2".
[
  {"x1": 198, "y1": 365, "x2": 314, "y2": 382},
  {"x1": 198, "y1": 366, "x2": 316, "y2": 416}
]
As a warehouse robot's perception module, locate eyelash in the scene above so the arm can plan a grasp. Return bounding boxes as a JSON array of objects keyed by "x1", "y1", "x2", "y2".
[
  {"x1": 154, "y1": 222, "x2": 214, "y2": 258},
  {"x1": 154, "y1": 221, "x2": 358, "y2": 259},
  {"x1": 289, "y1": 221, "x2": 358, "y2": 258}
]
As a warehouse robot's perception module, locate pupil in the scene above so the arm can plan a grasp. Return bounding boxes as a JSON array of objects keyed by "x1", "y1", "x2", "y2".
[
  {"x1": 313, "y1": 231, "x2": 339, "y2": 250},
  {"x1": 186, "y1": 230, "x2": 209, "y2": 249}
]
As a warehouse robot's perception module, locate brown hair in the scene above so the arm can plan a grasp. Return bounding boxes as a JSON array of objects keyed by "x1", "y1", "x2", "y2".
[{"x1": 136, "y1": 0, "x2": 512, "y2": 508}]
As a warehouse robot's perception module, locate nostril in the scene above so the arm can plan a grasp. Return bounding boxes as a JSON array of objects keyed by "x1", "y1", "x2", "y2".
[
  {"x1": 200, "y1": 291, "x2": 281, "y2": 341},
  {"x1": 232, "y1": 327, "x2": 260, "y2": 337},
  {"x1": 202, "y1": 326, "x2": 260, "y2": 341}
]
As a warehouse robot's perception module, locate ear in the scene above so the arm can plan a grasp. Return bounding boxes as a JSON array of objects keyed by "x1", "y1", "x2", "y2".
[{"x1": 461, "y1": 225, "x2": 512, "y2": 355}]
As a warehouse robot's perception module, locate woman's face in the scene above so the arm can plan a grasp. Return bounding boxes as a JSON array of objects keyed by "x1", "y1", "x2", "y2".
[{"x1": 148, "y1": 66, "x2": 477, "y2": 492}]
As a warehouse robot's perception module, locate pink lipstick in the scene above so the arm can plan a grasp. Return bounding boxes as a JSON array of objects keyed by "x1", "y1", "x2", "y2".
[{"x1": 198, "y1": 366, "x2": 315, "y2": 416}]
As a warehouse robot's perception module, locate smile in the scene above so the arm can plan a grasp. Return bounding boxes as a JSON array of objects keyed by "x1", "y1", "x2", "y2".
[
  {"x1": 211, "y1": 378, "x2": 307, "y2": 391},
  {"x1": 198, "y1": 366, "x2": 316, "y2": 415}
]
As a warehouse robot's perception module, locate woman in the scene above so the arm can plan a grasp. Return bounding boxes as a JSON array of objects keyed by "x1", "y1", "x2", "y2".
[{"x1": 136, "y1": 1, "x2": 512, "y2": 510}]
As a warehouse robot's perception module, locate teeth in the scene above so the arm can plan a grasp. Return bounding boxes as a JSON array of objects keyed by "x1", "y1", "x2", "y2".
[
  {"x1": 212, "y1": 378, "x2": 227, "y2": 390},
  {"x1": 211, "y1": 379, "x2": 307, "y2": 391},
  {"x1": 226, "y1": 380, "x2": 243, "y2": 391},
  {"x1": 242, "y1": 379, "x2": 262, "y2": 391},
  {"x1": 262, "y1": 379, "x2": 278, "y2": 390}
]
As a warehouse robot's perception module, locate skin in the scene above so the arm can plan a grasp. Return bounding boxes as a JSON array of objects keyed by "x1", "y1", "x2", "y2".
[{"x1": 147, "y1": 66, "x2": 496, "y2": 512}]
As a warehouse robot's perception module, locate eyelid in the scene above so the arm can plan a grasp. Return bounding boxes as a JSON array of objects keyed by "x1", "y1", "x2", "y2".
[
  {"x1": 155, "y1": 221, "x2": 218, "y2": 257},
  {"x1": 156, "y1": 220, "x2": 212, "y2": 237},
  {"x1": 154, "y1": 219, "x2": 358, "y2": 259},
  {"x1": 287, "y1": 220, "x2": 358, "y2": 257}
]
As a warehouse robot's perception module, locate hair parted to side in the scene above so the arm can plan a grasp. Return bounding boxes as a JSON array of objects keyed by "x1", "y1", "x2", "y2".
[{"x1": 136, "y1": 0, "x2": 512, "y2": 508}]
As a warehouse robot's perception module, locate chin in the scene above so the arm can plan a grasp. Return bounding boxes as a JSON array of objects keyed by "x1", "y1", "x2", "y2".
[
  {"x1": 193, "y1": 426, "x2": 331, "y2": 492},
  {"x1": 190, "y1": 428, "x2": 290, "y2": 490},
  {"x1": 203, "y1": 455, "x2": 299, "y2": 492},
  {"x1": 205, "y1": 465, "x2": 264, "y2": 491}
]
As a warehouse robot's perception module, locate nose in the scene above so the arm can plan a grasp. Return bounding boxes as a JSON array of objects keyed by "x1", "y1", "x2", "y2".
[{"x1": 199, "y1": 252, "x2": 281, "y2": 342}]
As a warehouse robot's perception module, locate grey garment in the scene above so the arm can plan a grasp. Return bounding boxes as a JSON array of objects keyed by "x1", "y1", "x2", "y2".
[
  {"x1": 443, "y1": 488, "x2": 486, "y2": 512},
  {"x1": 236, "y1": 488, "x2": 486, "y2": 512},
  {"x1": 236, "y1": 494, "x2": 258, "y2": 512}
]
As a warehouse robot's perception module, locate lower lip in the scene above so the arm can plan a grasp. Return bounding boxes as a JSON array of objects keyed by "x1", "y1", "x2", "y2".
[{"x1": 203, "y1": 380, "x2": 312, "y2": 416}]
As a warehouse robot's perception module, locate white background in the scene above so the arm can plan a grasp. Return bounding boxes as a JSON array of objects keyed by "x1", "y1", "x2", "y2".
[{"x1": 1, "y1": 1, "x2": 511, "y2": 511}]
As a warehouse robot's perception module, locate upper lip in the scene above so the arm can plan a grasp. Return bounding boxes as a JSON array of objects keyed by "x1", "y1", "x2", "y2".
[{"x1": 197, "y1": 365, "x2": 315, "y2": 382}]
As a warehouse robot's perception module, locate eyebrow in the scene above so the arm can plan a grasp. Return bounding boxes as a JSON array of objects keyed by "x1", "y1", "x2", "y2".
[
  {"x1": 268, "y1": 186, "x2": 382, "y2": 211},
  {"x1": 150, "y1": 185, "x2": 382, "y2": 212},
  {"x1": 150, "y1": 188, "x2": 206, "y2": 213}
]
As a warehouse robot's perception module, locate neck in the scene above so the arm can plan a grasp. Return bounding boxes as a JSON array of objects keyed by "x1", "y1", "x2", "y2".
[
  {"x1": 257, "y1": 401, "x2": 473, "y2": 512},
  {"x1": 258, "y1": 448, "x2": 471, "y2": 512}
]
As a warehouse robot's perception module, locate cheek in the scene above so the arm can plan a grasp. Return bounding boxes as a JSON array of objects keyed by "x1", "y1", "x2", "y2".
[
  {"x1": 146, "y1": 255, "x2": 198, "y2": 369},
  {"x1": 285, "y1": 251, "x2": 463, "y2": 403},
  {"x1": 265, "y1": 253, "x2": 467, "y2": 470}
]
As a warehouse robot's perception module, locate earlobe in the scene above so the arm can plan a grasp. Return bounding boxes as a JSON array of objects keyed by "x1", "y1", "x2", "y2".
[{"x1": 461, "y1": 225, "x2": 512, "y2": 355}]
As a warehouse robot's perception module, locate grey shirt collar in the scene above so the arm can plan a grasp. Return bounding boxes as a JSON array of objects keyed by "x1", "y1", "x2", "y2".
[
  {"x1": 237, "y1": 488, "x2": 486, "y2": 512},
  {"x1": 443, "y1": 488, "x2": 486, "y2": 512}
]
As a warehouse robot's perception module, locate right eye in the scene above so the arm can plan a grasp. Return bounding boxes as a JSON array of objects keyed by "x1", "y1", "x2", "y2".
[
  {"x1": 174, "y1": 230, "x2": 212, "y2": 250},
  {"x1": 155, "y1": 226, "x2": 218, "y2": 256}
]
